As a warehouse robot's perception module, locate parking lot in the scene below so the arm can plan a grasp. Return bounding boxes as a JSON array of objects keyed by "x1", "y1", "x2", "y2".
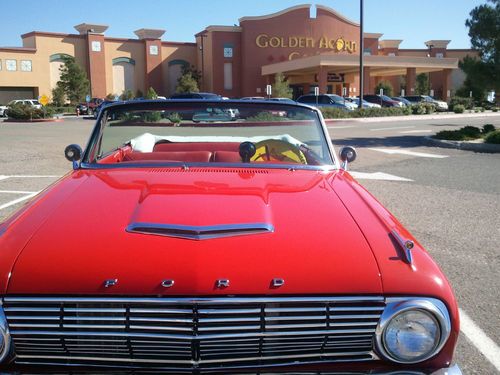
[{"x1": 1, "y1": 114, "x2": 499, "y2": 373}]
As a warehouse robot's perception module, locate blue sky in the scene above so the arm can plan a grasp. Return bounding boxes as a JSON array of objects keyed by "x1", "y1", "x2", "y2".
[{"x1": 0, "y1": 0, "x2": 485, "y2": 49}]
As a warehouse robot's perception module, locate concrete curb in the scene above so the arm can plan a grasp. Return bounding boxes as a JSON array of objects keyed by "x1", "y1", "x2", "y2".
[
  {"x1": 424, "y1": 136, "x2": 500, "y2": 153},
  {"x1": 325, "y1": 112, "x2": 500, "y2": 124},
  {"x1": 3, "y1": 118, "x2": 63, "y2": 123}
]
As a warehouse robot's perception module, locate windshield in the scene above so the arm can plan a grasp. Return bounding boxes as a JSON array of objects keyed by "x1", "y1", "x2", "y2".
[{"x1": 84, "y1": 101, "x2": 334, "y2": 168}]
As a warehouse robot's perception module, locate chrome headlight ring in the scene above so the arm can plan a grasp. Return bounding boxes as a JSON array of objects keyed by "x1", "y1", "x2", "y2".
[
  {"x1": 375, "y1": 298, "x2": 452, "y2": 364},
  {"x1": 0, "y1": 302, "x2": 12, "y2": 363}
]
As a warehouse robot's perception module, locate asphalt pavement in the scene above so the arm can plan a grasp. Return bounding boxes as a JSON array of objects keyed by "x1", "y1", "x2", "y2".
[{"x1": 0, "y1": 114, "x2": 499, "y2": 374}]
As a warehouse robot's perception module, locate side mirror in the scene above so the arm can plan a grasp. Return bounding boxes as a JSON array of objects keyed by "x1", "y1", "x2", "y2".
[
  {"x1": 64, "y1": 144, "x2": 82, "y2": 170},
  {"x1": 64, "y1": 144, "x2": 82, "y2": 161},
  {"x1": 339, "y1": 146, "x2": 357, "y2": 170}
]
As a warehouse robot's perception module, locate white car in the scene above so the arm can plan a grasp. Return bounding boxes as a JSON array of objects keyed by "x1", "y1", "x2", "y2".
[
  {"x1": 0, "y1": 105, "x2": 8, "y2": 117},
  {"x1": 7, "y1": 99, "x2": 42, "y2": 109},
  {"x1": 349, "y1": 98, "x2": 382, "y2": 109}
]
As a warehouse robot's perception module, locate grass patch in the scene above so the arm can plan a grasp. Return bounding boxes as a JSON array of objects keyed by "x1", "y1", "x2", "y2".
[{"x1": 434, "y1": 125, "x2": 497, "y2": 141}]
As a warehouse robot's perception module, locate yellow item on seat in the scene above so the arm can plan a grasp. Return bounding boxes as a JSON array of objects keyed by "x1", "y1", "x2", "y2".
[{"x1": 250, "y1": 139, "x2": 307, "y2": 164}]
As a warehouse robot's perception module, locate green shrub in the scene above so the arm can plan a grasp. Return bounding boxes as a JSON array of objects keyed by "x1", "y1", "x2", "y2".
[
  {"x1": 492, "y1": 107, "x2": 498, "y2": 112},
  {"x1": 484, "y1": 130, "x2": 500, "y2": 144},
  {"x1": 320, "y1": 107, "x2": 351, "y2": 119},
  {"x1": 453, "y1": 104, "x2": 465, "y2": 113},
  {"x1": 434, "y1": 130, "x2": 468, "y2": 141},
  {"x1": 422, "y1": 102, "x2": 436, "y2": 114},
  {"x1": 402, "y1": 105, "x2": 412, "y2": 115},
  {"x1": 5, "y1": 104, "x2": 54, "y2": 120},
  {"x1": 167, "y1": 112, "x2": 182, "y2": 124},
  {"x1": 434, "y1": 126, "x2": 482, "y2": 141},
  {"x1": 482, "y1": 124, "x2": 496, "y2": 134},
  {"x1": 412, "y1": 104, "x2": 426, "y2": 115},
  {"x1": 450, "y1": 96, "x2": 474, "y2": 110}
]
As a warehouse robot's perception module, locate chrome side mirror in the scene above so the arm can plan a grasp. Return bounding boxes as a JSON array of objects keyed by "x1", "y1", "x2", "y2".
[
  {"x1": 339, "y1": 146, "x2": 357, "y2": 170},
  {"x1": 64, "y1": 144, "x2": 82, "y2": 170}
]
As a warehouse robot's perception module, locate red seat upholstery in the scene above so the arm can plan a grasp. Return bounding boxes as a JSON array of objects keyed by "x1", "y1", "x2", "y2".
[
  {"x1": 123, "y1": 151, "x2": 212, "y2": 163},
  {"x1": 153, "y1": 142, "x2": 240, "y2": 153},
  {"x1": 213, "y1": 151, "x2": 241, "y2": 163}
]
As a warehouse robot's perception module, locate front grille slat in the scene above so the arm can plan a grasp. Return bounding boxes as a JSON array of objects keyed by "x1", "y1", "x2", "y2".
[{"x1": 4, "y1": 296, "x2": 384, "y2": 369}]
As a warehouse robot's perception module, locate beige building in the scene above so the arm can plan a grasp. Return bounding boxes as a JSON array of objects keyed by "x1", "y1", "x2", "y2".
[{"x1": 0, "y1": 5, "x2": 476, "y2": 104}]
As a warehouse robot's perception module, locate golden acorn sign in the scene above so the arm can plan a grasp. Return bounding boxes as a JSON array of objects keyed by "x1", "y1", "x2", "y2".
[{"x1": 255, "y1": 34, "x2": 356, "y2": 54}]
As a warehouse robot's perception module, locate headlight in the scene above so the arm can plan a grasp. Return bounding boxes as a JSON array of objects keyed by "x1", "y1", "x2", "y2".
[
  {"x1": 375, "y1": 298, "x2": 451, "y2": 364},
  {"x1": 0, "y1": 305, "x2": 11, "y2": 363}
]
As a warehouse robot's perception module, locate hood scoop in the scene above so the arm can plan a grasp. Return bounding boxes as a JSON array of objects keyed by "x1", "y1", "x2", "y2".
[{"x1": 126, "y1": 222, "x2": 274, "y2": 240}]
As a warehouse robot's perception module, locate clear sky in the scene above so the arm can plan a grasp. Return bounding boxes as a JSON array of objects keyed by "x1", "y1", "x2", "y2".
[{"x1": 0, "y1": 0, "x2": 485, "y2": 49}]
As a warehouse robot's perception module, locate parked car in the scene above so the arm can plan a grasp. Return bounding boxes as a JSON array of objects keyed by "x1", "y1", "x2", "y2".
[
  {"x1": 0, "y1": 105, "x2": 7, "y2": 117},
  {"x1": 93, "y1": 99, "x2": 117, "y2": 119},
  {"x1": 391, "y1": 97, "x2": 412, "y2": 106},
  {"x1": 297, "y1": 94, "x2": 355, "y2": 110},
  {"x1": 404, "y1": 95, "x2": 448, "y2": 111},
  {"x1": 0, "y1": 99, "x2": 460, "y2": 373},
  {"x1": 169, "y1": 92, "x2": 222, "y2": 100},
  {"x1": 348, "y1": 97, "x2": 382, "y2": 108},
  {"x1": 240, "y1": 96, "x2": 266, "y2": 100},
  {"x1": 7, "y1": 99, "x2": 42, "y2": 109},
  {"x1": 266, "y1": 97, "x2": 296, "y2": 104},
  {"x1": 76, "y1": 98, "x2": 104, "y2": 116},
  {"x1": 362, "y1": 95, "x2": 402, "y2": 107}
]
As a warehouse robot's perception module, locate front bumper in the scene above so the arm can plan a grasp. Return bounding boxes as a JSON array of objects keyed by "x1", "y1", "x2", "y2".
[{"x1": 0, "y1": 364, "x2": 462, "y2": 374}]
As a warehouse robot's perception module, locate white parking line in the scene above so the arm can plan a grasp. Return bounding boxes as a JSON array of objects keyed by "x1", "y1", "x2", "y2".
[
  {"x1": 350, "y1": 171, "x2": 413, "y2": 182},
  {"x1": 0, "y1": 190, "x2": 38, "y2": 194},
  {"x1": 370, "y1": 126, "x2": 415, "y2": 131},
  {"x1": 0, "y1": 192, "x2": 39, "y2": 211},
  {"x1": 460, "y1": 308, "x2": 500, "y2": 371},
  {"x1": 368, "y1": 148, "x2": 449, "y2": 158},
  {"x1": 399, "y1": 129, "x2": 433, "y2": 134},
  {"x1": 327, "y1": 125, "x2": 355, "y2": 129},
  {"x1": 0, "y1": 175, "x2": 60, "y2": 179}
]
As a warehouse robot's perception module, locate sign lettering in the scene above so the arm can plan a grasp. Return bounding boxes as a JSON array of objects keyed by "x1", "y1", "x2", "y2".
[{"x1": 256, "y1": 33, "x2": 356, "y2": 54}]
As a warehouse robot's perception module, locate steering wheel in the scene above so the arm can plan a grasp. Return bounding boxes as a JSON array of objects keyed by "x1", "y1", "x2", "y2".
[{"x1": 250, "y1": 139, "x2": 307, "y2": 164}]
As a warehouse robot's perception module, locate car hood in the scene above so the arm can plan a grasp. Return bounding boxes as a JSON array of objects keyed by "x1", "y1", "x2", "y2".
[{"x1": 6, "y1": 168, "x2": 383, "y2": 295}]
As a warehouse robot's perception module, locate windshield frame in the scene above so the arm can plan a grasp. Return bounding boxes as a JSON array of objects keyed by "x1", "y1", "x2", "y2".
[{"x1": 79, "y1": 99, "x2": 338, "y2": 171}]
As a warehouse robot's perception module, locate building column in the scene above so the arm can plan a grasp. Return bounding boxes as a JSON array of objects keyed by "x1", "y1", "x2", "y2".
[
  {"x1": 74, "y1": 23, "x2": 109, "y2": 98},
  {"x1": 442, "y1": 69, "x2": 452, "y2": 102},
  {"x1": 135, "y1": 29, "x2": 166, "y2": 95},
  {"x1": 363, "y1": 67, "x2": 371, "y2": 95},
  {"x1": 406, "y1": 67, "x2": 416, "y2": 95},
  {"x1": 318, "y1": 66, "x2": 328, "y2": 94}
]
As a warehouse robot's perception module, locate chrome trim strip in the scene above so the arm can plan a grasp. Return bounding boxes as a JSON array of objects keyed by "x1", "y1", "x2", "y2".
[
  {"x1": 391, "y1": 229, "x2": 414, "y2": 264},
  {"x1": 0, "y1": 304, "x2": 12, "y2": 363},
  {"x1": 374, "y1": 297, "x2": 452, "y2": 364},
  {"x1": 4, "y1": 296, "x2": 384, "y2": 304},
  {"x1": 9, "y1": 328, "x2": 378, "y2": 341},
  {"x1": 126, "y1": 222, "x2": 274, "y2": 240},
  {"x1": 15, "y1": 350, "x2": 374, "y2": 365}
]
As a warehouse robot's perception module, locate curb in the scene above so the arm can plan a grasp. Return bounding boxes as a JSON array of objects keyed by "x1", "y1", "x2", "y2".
[
  {"x1": 3, "y1": 118, "x2": 63, "y2": 123},
  {"x1": 325, "y1": 112, "x2": 500, "y2": 124},
  {"x1": 424, "y1": 136, "x2": 500, "y2": 153}
]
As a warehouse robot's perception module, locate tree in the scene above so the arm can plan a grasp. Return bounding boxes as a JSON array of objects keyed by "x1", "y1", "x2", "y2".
[
  {"x1": 181, "y1": 64, "x2": 202, "y2": 86},
  {"x1": 176, "y1": 72, "x2": 199, "y2": 93},
  {"x1": 146, "y1": 87, "x2": 158, "y2": 99},
  {"x1": 374, "y1": 80, "x2": 393, "y2": 96},
  {"x1": 51, "y1": 85, "x2": 65, "y2": 107},
  {"x1": 415, "y1": 74, "x2": 429, "y2": 95},
  {"x1": 271, "y1": 73, "x2": 293, "y2": 98},
  {"x1": 460, "y1": 0, "x2": 500, "y2": 100},
  {"x1": 135, "y1": 89, "x2": 144, "y2": 98},
  {"x1": 56, "y1": 56, "x2": 90, "y2": 104},
  {"x1": 120, "y1": 89, "x2": 134, "y2": 101}
]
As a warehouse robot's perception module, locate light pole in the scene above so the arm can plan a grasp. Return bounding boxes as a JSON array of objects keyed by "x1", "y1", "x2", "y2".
[{"x1": 359, "y1": 0, "x2": 364, "y2": 109}]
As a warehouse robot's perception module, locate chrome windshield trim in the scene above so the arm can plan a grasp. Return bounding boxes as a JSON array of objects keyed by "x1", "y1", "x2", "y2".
[
  {"x1": 125, "y1": 222, "x2": 274, "y2": 240},
  {"x1": 79, "y1": 161, "x2": 337, "y2": 172}
]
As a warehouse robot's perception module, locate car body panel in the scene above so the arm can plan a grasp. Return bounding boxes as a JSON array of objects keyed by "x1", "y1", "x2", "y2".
[{"x1": 4, "y1": 168, "x2": 384, "y2": 296}]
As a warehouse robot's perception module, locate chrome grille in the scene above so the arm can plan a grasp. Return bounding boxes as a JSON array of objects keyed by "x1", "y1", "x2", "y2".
[{"x1": 3, "y1": 296, "x2": 385, "y2": 369}]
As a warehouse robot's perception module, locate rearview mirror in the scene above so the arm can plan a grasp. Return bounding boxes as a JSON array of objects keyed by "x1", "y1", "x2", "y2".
[{"x1": 64, "y1": 144, "x2": 83, "y2": 170}]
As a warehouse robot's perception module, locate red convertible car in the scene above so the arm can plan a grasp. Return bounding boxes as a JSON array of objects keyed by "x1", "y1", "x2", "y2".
[{"x1": 0, "y1": 100, "x2": 460, "y2": 373}]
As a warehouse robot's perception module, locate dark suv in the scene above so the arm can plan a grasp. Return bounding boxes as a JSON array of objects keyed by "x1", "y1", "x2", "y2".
[{"x1": 362, "y1": 95, "x2": 401, "y2": 107}]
